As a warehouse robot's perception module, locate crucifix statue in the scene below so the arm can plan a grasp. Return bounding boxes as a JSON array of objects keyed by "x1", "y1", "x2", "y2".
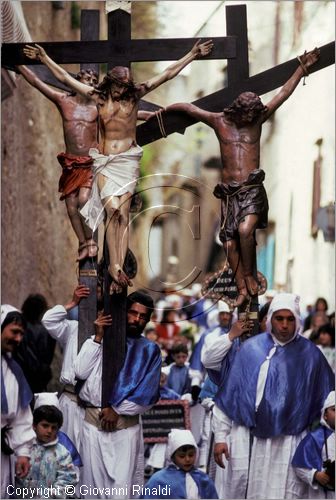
[
  {"x1": 165, "y1": 48, "x2": 320, "y2": 308},
  {"x1": 17, "y1": 63, "x2": 100, "y2": 262},
  {"x1": 22, "y1": 38, "x2": 214, "y2": 293}
]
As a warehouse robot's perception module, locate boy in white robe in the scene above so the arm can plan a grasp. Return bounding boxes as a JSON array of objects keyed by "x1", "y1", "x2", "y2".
[
  {"x1": 142, "y1": 429, "x2": 218, "y2": 499},
  {"x1": 292, "y1": 391, "x2": 335, "y2": 498}
]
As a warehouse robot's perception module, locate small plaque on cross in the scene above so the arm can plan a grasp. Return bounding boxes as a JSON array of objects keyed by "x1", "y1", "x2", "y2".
[{"x1": 202, "y1": 265, "x2": 238, "y2": 308}]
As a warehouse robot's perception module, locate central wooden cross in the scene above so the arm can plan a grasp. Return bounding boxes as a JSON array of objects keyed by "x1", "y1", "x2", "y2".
[{"x1": 2, "y1": 3, "x2": 334, "y2": 406}]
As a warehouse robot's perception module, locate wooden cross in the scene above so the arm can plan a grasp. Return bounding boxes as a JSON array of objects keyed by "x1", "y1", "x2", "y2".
[{"x1": 2, "y1": 3, "x2": 242, "y2": 406}]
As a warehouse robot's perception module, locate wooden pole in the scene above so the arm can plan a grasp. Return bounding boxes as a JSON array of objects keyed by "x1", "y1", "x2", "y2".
[{"x1": 77, "y1": 10, "x2": 100, "y2": 351}]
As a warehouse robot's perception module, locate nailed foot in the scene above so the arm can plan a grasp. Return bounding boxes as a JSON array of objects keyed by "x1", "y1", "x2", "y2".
[
  {"x1": 233, "y1": 291, "x2": 249, "y2": 308},
  {"x1": 244, "y1": 275, "x2": 259, "y2": 296},
  {"x1": 76, "y1": 242, "x2": 89, "y2": 262},
  {"x1": 109, "y1": 280, "x2": 123, "y2": 295},
  {"x1": 108, "y1": 265, "x2": 133, "y2": 289}
]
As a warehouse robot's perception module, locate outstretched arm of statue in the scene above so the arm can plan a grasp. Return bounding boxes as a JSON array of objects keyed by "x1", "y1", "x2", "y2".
[
  {"x1": 17, "y1": 64, "x2": 62, "y2": 103},
  {"x1": 262, "y1": 47, "x2": 320, "y2": 121},
  {"x1": 139, "y1": 39, "x2": 214, "y2": 96},
  {"x1": 23, "y1": 44, "x2": 98, "y2": 100},
  {"x1": 165, "y1": 102, "x2": 217, "y2": 127},
  {"x1": 137, "y1": 110, "x2": 156, "y2": 121}
]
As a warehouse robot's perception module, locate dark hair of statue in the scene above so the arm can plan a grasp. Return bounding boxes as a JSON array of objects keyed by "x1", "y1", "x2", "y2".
[
  {"x1": 97, "y1": 66, "x2": 141, "y2": 101},
  {"x1": 224, "y1": 91, "x2": 268, "y2": 122},
  {"x1": 68, "y1": 68, "x2": 99, "y2": 96}
]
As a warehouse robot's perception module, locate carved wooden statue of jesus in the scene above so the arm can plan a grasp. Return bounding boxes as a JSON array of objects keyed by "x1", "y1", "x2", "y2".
[
  {"x1": 166, "y1": 48, "x2": 320, "y2": 307},
  {"x1": 23, "y1": 39, "x2": 213, "y2": 293}
]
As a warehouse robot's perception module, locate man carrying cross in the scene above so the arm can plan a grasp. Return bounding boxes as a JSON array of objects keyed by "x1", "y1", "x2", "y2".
[
  {"x1": 23, "y1": 39, "x2": 213, "y2": 293},
  {"x1": 73, "y1": 290, "x2": 161, "y2": 498},
  {"x1": 165, "y1": 48, "x2": 320, "y2": 307}
]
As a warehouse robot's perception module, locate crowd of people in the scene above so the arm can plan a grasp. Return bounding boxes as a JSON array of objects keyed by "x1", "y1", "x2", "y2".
[{"x1": 1, "y1": 285, "x2": 335, "y2": 499}]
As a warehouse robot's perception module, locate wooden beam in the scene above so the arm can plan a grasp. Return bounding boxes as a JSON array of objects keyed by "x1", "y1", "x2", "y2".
[
  {"x1": 100, "y1": 7, "x2": 131, "y2": 408},
  {"x1": 136, "y1": 41, "x2": 335, "y2": 145},
  {"x1": 1, "y1": 37, "x2": 236, "y2": 67},
  {"x1": 101, "y1": 240, "x2": 128, "y2": 408},
  {"x1": 226, "y1": 4, "x2": 249, "y2": 86},
  {"x1": 107, "y1": 8, "x2": 131, "y2": 69},
  {"x1": 77, "y1": 10, "x2": 100, "y2": 352},
  {"x1": 81, "y1": 10, "x2": 100, "y2": 74}
]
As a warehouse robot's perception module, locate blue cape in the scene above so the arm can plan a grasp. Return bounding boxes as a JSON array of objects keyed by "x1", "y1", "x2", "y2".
[
  {"x1": 109, "y1": 337, "x2": 161, "y2": 407},
  {"x1": 199, "y1": 376, "x2": 218, "y2": 401},
  {"x1": 160, "y1": 385, "x2": 181, "y2": 400},
  {"x1": 292, "y1": 425, "x2": 333, "y2": 470},
  {"x1": 189, "y1": 326, "x2": 228, "y2": 373},
  {"x1": 141, "y1": 465, "x2": 218, "y2": 499},
  {"x1": 58, "y1": 430, "x2": 83, "y2": 467},
  {"x1": 214, "y1": 333, "x2": 334, "y2": 438},
  {"x1": 1, "y1": 354, "x2": 32, "y2": 413},
  {"x1": 207, "y1": 337, "x2": 241, "y2": 388},
  {"x1": 167, "y1": 365, "x2": 191, "y2": 396}
]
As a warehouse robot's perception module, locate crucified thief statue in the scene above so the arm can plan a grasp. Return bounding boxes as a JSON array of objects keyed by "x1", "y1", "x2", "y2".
[
  {"x1": 17, "y1": 63, "x2": 99, "y2": 262},
  {"x1": 23, "y1": 39, "x2": 213, "y2": 293},
  {"x1": 165, "y1": 48, "x2": 320, "y2": 307}
]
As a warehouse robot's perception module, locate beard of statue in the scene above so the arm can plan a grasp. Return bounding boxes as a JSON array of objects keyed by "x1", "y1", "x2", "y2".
[
  {"x1": 98, "y1": 66, "x2": 139, "y2": 101},
  {"x1": 224, "y1": 91, "x2": 267, "y2": 125}
]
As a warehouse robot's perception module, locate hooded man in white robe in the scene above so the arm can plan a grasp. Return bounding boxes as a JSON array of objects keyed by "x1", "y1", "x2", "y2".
[{"x1": 206, "y1": 293, "x2": 334, "y2": 499}]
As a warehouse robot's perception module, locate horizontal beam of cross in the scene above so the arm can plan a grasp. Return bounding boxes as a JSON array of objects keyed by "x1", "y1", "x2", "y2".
[
  {"x1": 1, "y1": 37, "x2": 235, "y2": 68},
  {"x1": 136, "y1": 41, "x2": 335, "y2": 145}
]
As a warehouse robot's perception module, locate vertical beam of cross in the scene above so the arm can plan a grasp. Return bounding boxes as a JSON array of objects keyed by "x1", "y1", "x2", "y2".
[
  {"x1": 101, "y1": 4, "x2": 131, "y2": 409},
  {"x1": 226, "y1": 5, "x2": 258, "y2": 336},
  {"x1": 226, "y1": 4, "x2": 249, "y2": 86},
  {"x1": 107, "y1": 8, "x2": 131, "y2": 69},
  {"x1": 77, "y1": 10, "x2": 100, "y2": 352},
  {"x1": 80, "y1": 10, "x2": 100, "y2": 74}
]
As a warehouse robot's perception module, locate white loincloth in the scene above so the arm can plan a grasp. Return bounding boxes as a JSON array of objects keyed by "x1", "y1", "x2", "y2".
[{"x1": 80, "y1": 146, "x2": 143, "y2": 230}]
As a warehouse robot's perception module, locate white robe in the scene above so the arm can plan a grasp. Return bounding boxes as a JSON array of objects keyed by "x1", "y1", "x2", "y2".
[
  {"x1": 41, "y1": 305, "x2": 85, "y2": 450},
  {"x1": 74, "y1": 337, "x2": 151, "y2": 499},
  {"x1": 1, "y1": 355, "x2": 35, "y2": 498},
  {"x1": 203, "y1": 332, "x2": 308, "y2": 499}
]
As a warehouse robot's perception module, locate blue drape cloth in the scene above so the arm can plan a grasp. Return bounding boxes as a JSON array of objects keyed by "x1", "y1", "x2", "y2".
[
  {"x1": 189, "y1": 326, "x2": 228, "y2": 373},
  {"x1": 199, "y1": 376, "x2": 218, "y2": 401},
  {"x1": 57, "y1": 430, "x2": 83, "y2": 467},
  {"x1": 160, "y1": 386, "x2": 181, "y2": 400},
  {"x1": 214, "y1": 333, "x2": 334, "y2": 438},
  {"x1": 1, "y1": 354, "x2": 32, "y2": 414},
  {"x1": 292, "y1": 425, "x2": 333, "y2": 470},
  {"x1": 167, "y1": 365, "x2": 191, "y2": 396},
  {"x1": 141, "y1": 464, "x2": 218, "y2": 499},
  {"x1": 109, "y1": 337, "x2": 161, "y2": 407}
]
